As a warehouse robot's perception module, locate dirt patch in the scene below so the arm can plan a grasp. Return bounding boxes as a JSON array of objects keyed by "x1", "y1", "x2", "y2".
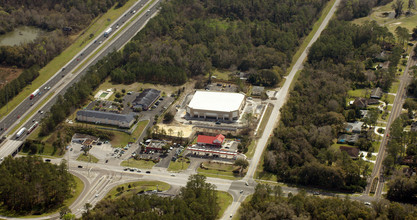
[{"x1": 0, "y1": 66, "x2": 23, "y2": 87}]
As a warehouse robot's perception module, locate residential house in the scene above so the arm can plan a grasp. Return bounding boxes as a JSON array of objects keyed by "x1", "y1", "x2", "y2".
[
  {"x1": 339, "y1": 146, "x2": 360, "y2": 159},
  {"x1": 371, "y1": 87, "x2": 383, "y2": 99},
  {"x1": 251, "y1": 86, "x2": 265, "y2": 96},
  {"x1": 346, "y1": 121, "x2": 364, "y2": 134}
]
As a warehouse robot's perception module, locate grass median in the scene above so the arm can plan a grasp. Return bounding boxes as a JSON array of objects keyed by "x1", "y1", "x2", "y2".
[
  {"x1": 106, "y1": 181, "x2": 170, "y2": 199},
  {"x1": 0, "y1": 0, "x2": 138, "y2": 121}
]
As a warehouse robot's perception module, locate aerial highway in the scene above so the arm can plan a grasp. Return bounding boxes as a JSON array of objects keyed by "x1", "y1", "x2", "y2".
[{"x1": 0, "y1": 0, "x2": 162, "y2": 158}]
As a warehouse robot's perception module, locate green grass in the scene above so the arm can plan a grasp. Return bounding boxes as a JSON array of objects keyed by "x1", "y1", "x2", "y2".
[
  {"x1": 132, "y1": 120, "x2": 149, "y2": 139},
  {"x1": 211, "y1": 69, "x2": 231, "y2": 81},
  {"x1": 110, "y1": 130, "x2": 135, "y2": 148},
  {"x1": 244, "y1": 139, "x2": 256, "y2": 159},
  {"x1": 167, "y1": 157, "x2": 190, "y2": 172},
  {"x1": 285, "y1": 0, "x2": 336, "y2": 75},
  {"x1": 106, "y1": 181, "x2": 170, "y2": 199},
  {"x1": 348, "y1": 89, "x2": 369, "y2": 98},
  {"x1": 216, "y1": 191, "x2": 233, "y2": 219},
  {"x1": 372, "y1": 141, "x2": 381, "y2": 153},
  {"x1": 121, "y1": 159, "x2": 156, "y2": 169},
  {"x1": 256, "y1": 104, "x2": 274, "y2": 138},
  {"x1": 352, "y1": 2, "x2": 417, "y2": 33},
  {"x1": 0, "y1": 0, "x2": 138, "y2": 121},
  {"x1": 385, "y1": 94, "x2": 395, "y2": 104},
  {"x1": 76, "y1": 154, "x2": 99, "y2": 163},
  {"x1": 197, "y1": 161, "x2": 242, "y2": 180}
]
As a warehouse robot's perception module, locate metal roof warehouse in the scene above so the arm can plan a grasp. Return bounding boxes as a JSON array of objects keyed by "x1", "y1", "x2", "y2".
[{"x1": 76, "y1": 110, "x2": 135, "y2": 128}]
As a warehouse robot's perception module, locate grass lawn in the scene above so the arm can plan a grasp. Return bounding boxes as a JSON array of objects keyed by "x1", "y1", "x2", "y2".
[
  {"x1": 132, "y1": 120, "x2": 149, "y2": 139},
  {"x1": 212, "y1": 69, "x2": 231, "y2": 81},
  {"x1": 110, "y1": 130, "x2": 135, "y2": 148},
  {"x1": 352, "y1": 2, "x2": 417, "y2": 33},
  {"x1": 244, "y1": 139, "x2": 256, "y2": 159},
  {"x1": 0, "y1": 0, "x2": 138, "y2": 121},
  {"x1": 385, "y1": 94, "x2": 395, "y2": 104},
  {"x1": 389, "y1": 81, "x2": 400, "y2": 94},
  {"x1": 372, "y1": 141, "x2": 381, "y2": 153},
  {"x1": 256, "y1": 104, "x2": 274, "y2": 138},
  {"x1": 217, "y1": 191, "x2": 233, "y2": 219},
  {"x1": 348, "y1": 89, "x2": 370, "y2": 98},
  {"x1": 76, "y1": 154, "x2": 99, "y2": 163},
  {"x1": 167, "y1": 157, "x2": 190, "y2": 172},
  {"x1": 286, "y1": 0, "x2": 336, "y2": 75},
  {"x1": 121, "y1": 159, "x2": 156, "y2": 169},
  {"x1": 197, "y1": 161, "x2": 243, "y2": 180},
  {"x1": 106, "y1": 181, "x2": 170, "y2": 199}
]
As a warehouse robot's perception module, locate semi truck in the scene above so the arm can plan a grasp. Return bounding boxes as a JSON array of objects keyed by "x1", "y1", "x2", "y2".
[
  {"x1": 30, "y1": 88, "x2": 40, "y2": 100},
  {"x1": 27, "y1": 121, "x2": 39, "y2": 134},
  {"x1": 104, "y1": 27, "x2": 112, "y2": 37},
  {"x1": 16, "y1": 127, "x2": 27, "y2": 139}
]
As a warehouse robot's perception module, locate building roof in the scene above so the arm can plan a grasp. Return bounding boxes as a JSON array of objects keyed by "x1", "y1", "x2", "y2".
[
  {"x1": 77, "y1": 110, "x2": 135, "y2": 123},
  {"x1": 197, "y1": 134, "x2": 225, "y2": 146},
  {"x1": 411, "y1": 122, "x2": 417, "y2": 132},
  {"x1": 353, "y1": 98, "x2": 367, "y2": 108},
  {"x1": 346, "y1": 121, "x2": 364, "y2": 133},
  {"x1": 132, "y1": 89, "x2": 161, "y2": 108},
  {"x1": 339, "y1": 146, "x2": 359, "y2": 158},
  {"x1": 188, "y1": 91, "x2": 245, "y2": 112},
  {"x1": 371, "y1": 87, "x2": 383, "y2": 99},
  {"x1": 252, "y1": 86, "x2": 265, "y2": 95}
]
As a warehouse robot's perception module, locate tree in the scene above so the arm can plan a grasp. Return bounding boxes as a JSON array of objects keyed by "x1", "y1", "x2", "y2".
[
  {"x1": 409, "y1": 0, "x2": 415, "y2": 12},
  {"x1": 234, "y1": 158, "x2": 249, "y2": 175},
  {"x1": 84, "y1": 203, "x2": 92, "y2": 215},
  {"x1": 163, "y1": 111, "x2": 174, "y2": 123},
  {"x1": 412, "y1": 27, "x2": 417, "y2": 40},
  {"x1": 395, "y1": 26, "x2": 409, "y2": 46},
  {"x1": 392, "y1": 0, "x2": 405, "y2": 18}
]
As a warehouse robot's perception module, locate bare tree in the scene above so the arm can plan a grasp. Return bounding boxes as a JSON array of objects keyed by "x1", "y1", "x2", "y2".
[{"x1": 392, "y1": 0, "x2": 405, "y2": 18}]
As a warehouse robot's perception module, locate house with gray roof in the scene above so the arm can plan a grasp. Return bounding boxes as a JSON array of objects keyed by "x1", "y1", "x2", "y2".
[
  {"x1": 251, "y1": 86, "x2": 265, "y2": 96},
  {"x1": 371, "y1": 87, "x2": 383, "y2": 99},
  {"x1": 76, "y1": 110, "x2": 135, "y2": 128},
  {"x1": 346, "y1": 121, "x2": 364, "y2": 134},
  {"x1": 132, "y1": 89, "x2": 161, "y2": 111}
]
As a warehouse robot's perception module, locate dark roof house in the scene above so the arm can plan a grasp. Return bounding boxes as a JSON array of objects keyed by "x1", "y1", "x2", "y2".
[
  {"x1": 337, "y1": 134, "x2": 359, "y2": 145},
  {"x1": 371, "y1": 87, "x2": 383, "y2": 99},
  {"x1": 411, "y1": 122, "x2": 417, "y2": 132},
  {"x1": 76, "y1": 110, "x2": 135, "y2": 128},
  {"x1": 251, "y1": 86, "x2": 265, "y2": 96},
  {"x1": 132, "y1": 89, "x2": 161, "y2": 110},
  {"x1": 339, "y1": 146, "x2": 360, "y2": 159},
  {"x1": 353, "y1": 98, "x2": 368, "y2": 109}
]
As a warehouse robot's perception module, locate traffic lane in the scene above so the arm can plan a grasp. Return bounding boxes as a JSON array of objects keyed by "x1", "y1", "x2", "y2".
[
  {"x1": 18, "y1": 1, "x2": 162, "y2": 137},
  {"x1": 0, "y1": 0, "x2": 152, "y2": 136}
]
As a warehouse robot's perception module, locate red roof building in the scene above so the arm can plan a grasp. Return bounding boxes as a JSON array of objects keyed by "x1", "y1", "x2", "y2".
[{"x1": 197, "y1": 134, "x2": 225, "y2": 147}]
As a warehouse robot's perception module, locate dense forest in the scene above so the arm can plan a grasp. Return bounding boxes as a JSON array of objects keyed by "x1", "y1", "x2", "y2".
[
  {"x1": 0, "y1": 156, "x2": 74, "y2": 215},
  {"x1": 263, "y1": 19, "x2": 397, "y2": 192},
  {"x1": 240, "y1": 184, "x2": 417, "y2": 219},
  {"x1": 110, "y1": 0, "x2": 329, "y2": 85},
  {"x1": 337, "y1": 0, "x2": 393, "y2": 21},
  {"x1": 82, "y1": 175, "x2": 220, "y2": 219}
]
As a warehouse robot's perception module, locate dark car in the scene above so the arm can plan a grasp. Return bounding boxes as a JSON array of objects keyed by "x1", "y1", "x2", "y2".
[
  {"x1": 146, "y1": 171, "x2": 151, "y2": 174},
  {"x1": 45, "y1": 159, "x2": 51, "y2": 162},
  {"x1": 78, "y1": 165, "x2": 83, "y2": 168}
]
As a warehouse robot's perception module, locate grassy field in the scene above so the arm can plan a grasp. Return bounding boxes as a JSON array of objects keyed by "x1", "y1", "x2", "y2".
[
  {"x1": 76, "y1": 154, "x2": 99, "y2": 163},
  {"x1": 389, "y1": 81, "x2": 400, "y2": 94},
  {"x1": 121, "y1": 159, "x2": 156, "y2": 169},
  {"x1": 0, "y1": 0, "x2": 138, "y2": 121},
  {"x1": 352, "y1": 2, "x2": 417, "y2": 33},
  {"x1": 385, "y1": 94, "x2": 395, "y2": 104},
  {"x1": 198, "y1": 161, "x2": 242, "y2": 180},
  {"x1": 216, "y1": 191, "x2": 233, "y2": 219},
  {"x1": 106, "y1": 181, "x2": 170, "y2": 199},
  {"x1": 256, "y1": 104, "x2": 273, "y2": 138},
  {"x1": 285, "y1": 0, "x2": 336, "y2": 75},
  {"x1": 167, "y1": 157, "x2": 190, "y2": 172},
  {"x1": 211, "y1": 69, "x2": 231, "y2": 81},
  {"x1": 94, "y1": 78, "x2": 183, "y2": 96},
  {"x1": 131, "y1": 120, "x2": 149, "y2": 139},
  {"x1": 244, "y1": 139, "x2": 256, "y2": 159},
  {"x1": 348, "y1": 89, "x2": 370, "y2": 98}
]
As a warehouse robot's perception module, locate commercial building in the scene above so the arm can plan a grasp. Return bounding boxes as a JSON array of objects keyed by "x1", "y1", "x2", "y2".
[
  {"x1": 132, "y1": 89, "x2": 161, "y2": 111},
  {"x1": 197, "y1": 134, "x2": 225, "y2": 147},
  {"x1": 187, "y1": 91, "x2": 245, "y2": 121},
  {"x1": 76, "y1": 110, "x2": 135, "y2": 128}
]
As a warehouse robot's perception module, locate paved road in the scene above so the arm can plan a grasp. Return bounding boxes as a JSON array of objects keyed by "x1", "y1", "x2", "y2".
[
  {"x1": 0, "y1": 0, "x2": 156, "y2": 141},
  {"x1": 0, "y1": 0, "x2": 162, "y2": 158},
  {"x1": 223, "y1": 0, "x2": 342, "y2": 218},
  {"x1": 365, "y1": 44, "x2": 416, "y2": 197}
]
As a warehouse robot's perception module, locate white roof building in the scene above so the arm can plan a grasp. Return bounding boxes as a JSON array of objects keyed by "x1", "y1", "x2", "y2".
[{"x1": 186, "y1": 91, "x2": 245, "y2": 121}]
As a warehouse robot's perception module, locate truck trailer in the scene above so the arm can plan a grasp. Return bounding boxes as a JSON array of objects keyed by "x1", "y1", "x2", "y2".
[
  {"x1": 104, "y1": 27, "x2": 112, "y2": 37},
  {"x1": 16, "y1": 127, "x2": 27, "y2": 139},
  {"x1": 30, "y1": 89, "x2": 40, "y2": 100}
]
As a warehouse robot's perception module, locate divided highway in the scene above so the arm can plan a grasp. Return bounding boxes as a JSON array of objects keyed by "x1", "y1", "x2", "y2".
[{"x1": 0, "y1": 0, "x2": 162, "y2": 158}]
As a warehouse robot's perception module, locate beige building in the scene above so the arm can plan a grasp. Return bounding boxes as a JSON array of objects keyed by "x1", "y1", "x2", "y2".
[{"x1": 186, "y1": 91, "x2": 245, "y2": 121}]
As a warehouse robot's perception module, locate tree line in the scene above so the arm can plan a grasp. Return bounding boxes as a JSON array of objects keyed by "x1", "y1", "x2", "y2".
[
  {"x1": 82, "y1": 175, "x2": 220, "y2": 220},
  {"x1": 0, "y1": 65, "x2": 39, "y2": 109},
  {"x1": 110, "y1": 0, "x2": 328, "y2": 86},
  {"x1": 263, "y1": 19, "x2": 401, "y2": 192},
  {"x1": 0, "y1": 156, "x2": 74, "y2": 215},
  {"x1": 39, "y1": 51, "x2": 124, "y2": 136},
  {"x1": 240, "y1": 184, "x2": 417, "y2": 219}
]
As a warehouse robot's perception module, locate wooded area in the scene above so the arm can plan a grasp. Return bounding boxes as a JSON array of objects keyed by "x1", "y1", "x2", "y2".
[
  {"x1": 240, "y1": 184, "x2": 417, "y2": 219},
  {"x1": 110, "y1": 0, "x2": 328, "y2": 85},
  {"x1": 82, "y1": 175, "x2": 220, "y2": 219},
  {"x1": 263, "y1": 17, "x2": 400, "y2": 191},
  {"x1": 0, "y1": 156, "x2": 74, "y2": 215}
]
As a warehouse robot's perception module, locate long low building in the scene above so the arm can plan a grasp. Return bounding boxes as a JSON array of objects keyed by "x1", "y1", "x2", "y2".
[
  {"x1": 132, "y1": 89, "x2": 161, "y2": 111},
  {"x1": 76, "y1": 110, "x2": 135, "y2": 128},
  {"x1": 186, "y1": 91, "x2": 245, "y2": 121}
]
